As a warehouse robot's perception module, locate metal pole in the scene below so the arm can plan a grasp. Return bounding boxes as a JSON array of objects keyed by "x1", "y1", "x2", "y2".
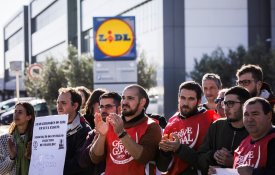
[{"x1": 16, "y1": 71, "x2": 20, "y2": 102}]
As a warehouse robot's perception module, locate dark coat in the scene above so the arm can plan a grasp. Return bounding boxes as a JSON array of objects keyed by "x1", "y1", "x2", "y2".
[{"x1": 64, "y1": 117, "x2": 92, "y2": 175}]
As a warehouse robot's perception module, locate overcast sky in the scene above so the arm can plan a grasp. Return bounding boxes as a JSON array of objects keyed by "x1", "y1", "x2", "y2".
[{"x1": 0, "y1": 0, "x2": 29, "y2": 78}]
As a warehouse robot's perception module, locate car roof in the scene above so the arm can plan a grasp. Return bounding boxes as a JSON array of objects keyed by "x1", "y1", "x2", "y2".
[
  {"x1": 0, "y1": 97, "x2": 36, "y2": 106},
  {"x1": 0, "y1": 99, "x2": 47, "y2": 117},
  {"x1": 29, "y1": 99, "x2": 46, "y2": 105}
]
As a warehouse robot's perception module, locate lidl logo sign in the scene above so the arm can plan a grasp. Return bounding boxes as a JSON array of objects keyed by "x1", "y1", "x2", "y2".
[{"x1": 94, "y1": 17, "x2": 136, "y2": 60}]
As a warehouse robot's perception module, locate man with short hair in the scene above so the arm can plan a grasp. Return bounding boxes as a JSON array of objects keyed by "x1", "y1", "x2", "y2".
[
  {"x1": 233, "y1": 97, "x2": 275, "y2": 175},
  {"x1": 79, "y1": 92, "x2": 122, "y2": 175},
  {"x1": 90, "y1": 84, "x2": 162, "y2": 175},
  {"x1": 236, "y1": 64, "x2": 263, "y2": 97},
  {"x1": 156, "y1": 81, "x2": 219, "y2": 175},
  {"x1": 236, "y1": 64, "x2": 275, "y2": 124},
  {"x1": 199, "y1": 86, "x2": 250, "y2": 175},
  {"x1": 56, "y1": 87, "x2": 92, "y2": 175},
  {"x1": 202, "y1": 73, "x2": 222, "y2": 110}
]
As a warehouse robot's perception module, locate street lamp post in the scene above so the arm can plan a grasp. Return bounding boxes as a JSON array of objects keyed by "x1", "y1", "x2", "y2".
[{"x1": 10, "y1": 61, "x2": 22, "y2": 102}]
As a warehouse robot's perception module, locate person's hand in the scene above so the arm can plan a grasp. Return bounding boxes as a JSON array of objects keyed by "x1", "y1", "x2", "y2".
[
  {"x1": 208, "y1": 166, "x2": 219, "y2": 175},
  {"x1": 107, "y1": 113, "x2": 124, "y2": 136},
  {"x1": 7, "y1": 136, "x2": 16, "y2": 160},
  {"x1": 237, "y1": 165, "x2": 253, "y2": 175},
  {"x1": 159, "y1": 133, "x2": 180, "y2": 152},
  {"x1": 94, "y1": 112, "x2": 109, "y2": 135},
  {"x1": 214, "y1": 147, "x2": 233, "y2": 167},
  {"x1": 25, "y1": 141, "x2": 32, "y2": 159}
]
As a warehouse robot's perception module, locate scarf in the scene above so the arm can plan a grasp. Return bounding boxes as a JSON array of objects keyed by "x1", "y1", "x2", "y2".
[
  {"x1": 14, "y1": 129, "x2": 30, "y2": 175},
  {"x1": 67, "y1": 113, "x2": 83, "y2": 137}
]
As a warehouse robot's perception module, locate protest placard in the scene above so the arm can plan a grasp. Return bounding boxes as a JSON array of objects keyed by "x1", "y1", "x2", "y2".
[
  {"x1": 29, "y1": 115, "x2": 68, "y2": 175},
  {"x1": 215, "y1": 168, "x2": 238, "y2": 175}
]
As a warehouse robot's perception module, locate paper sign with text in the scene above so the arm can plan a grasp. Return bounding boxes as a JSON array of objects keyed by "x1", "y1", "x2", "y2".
[
  {"x1": 215, "y1": 168, "x2": 238, "y2": 175},
  {"x1": 29, "y1": 115, "x2": 68, "y2": 175}
]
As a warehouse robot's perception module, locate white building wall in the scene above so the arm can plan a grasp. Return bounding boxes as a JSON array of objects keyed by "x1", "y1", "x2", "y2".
[
  {"x1": 4, "y1": 9, "x2": 25, "y2": 72},
  {"x1": 81, "y1": 0, "x2": 146, "y2": 31},
  {"x1": 4, "y1": 12, "x2": 23, "y2": 38},
  {"x1": 185, "y1": 0, "x2": 248, "y2": 74},
  {"x1": 32, "y1": 14, "x2": 67, "y2": 56},
  {"x1": 5, "y1": 43, "x2": 24, "y2": 69},
  {"x1": 30, "y1": 0, "x2": 56, "y2": 17}
]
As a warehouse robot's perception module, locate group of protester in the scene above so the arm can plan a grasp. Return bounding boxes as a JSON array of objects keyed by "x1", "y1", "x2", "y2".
[{"x1": 0, "y1": 64, "x2": 275, "y2": 175}]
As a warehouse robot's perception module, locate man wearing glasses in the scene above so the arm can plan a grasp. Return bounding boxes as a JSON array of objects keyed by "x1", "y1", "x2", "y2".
[
  {"x1": 236, "y1": 64, "x2": 275, "y2": 124},
  {"x1": 199, "y1": 86, "x2": 250, "y2": 175},
  {"x1": 79, "y1": 92, "x2": 122, "y2": 175},
  {"x1": 236, "y1": 64, "x2": 264, "y2": 97}
]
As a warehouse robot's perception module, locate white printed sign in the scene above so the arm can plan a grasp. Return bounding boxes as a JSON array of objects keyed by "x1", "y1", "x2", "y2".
[
  {"x1": 29, "y1": 115, "x2": 68, "y2": 175},
  {"x1": 215, "y1": 168, "x2": 238, "y2": 175}
]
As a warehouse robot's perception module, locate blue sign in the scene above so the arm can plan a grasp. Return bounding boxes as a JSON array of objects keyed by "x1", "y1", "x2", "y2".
[{"x1": 93, "y1": 16, "x2": 136, "y2": 61}]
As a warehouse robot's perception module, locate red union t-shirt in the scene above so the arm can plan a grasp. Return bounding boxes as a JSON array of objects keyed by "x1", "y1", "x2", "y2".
[
  {"x1": 105, "y1": 117, "x2": 156, "y2": 175},
  {"x1": 163, "y1": 110, "x2": 219, "y2": 175},
  {"x1": 234, "y1": 131, "x2": 275, "y2": 169}
]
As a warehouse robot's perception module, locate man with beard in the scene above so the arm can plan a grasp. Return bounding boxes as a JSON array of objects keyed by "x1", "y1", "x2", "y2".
[
  {"x1": 201, "y1": 73, "x2": 222, "y2": 110},
  {"x1": 198, "y1": 86, "x2": 250, "y2": 175},
  {"x1": 79, "y1": 92, "x2": 121, "y2": 175},
  {"x1": 236, "y1": 64, "x2": 263, "y2": 97},
  {"x1": 90, "y1": 84, "x2": 162, "y2": 175},
  {"x1": 236, "y1": 64, "x2": 275, "y2": 124},
  {"x1": 156, "y1": 81, "x2": 219, "y2": 175}
]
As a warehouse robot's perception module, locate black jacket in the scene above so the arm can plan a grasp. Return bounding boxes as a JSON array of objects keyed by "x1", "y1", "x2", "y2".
[
  {"x1": 64, "y1": 116, "x2": 92, "y2": 175},
  {"x1": 196, "y1": 118, "x2": 248, "y2": 175}
]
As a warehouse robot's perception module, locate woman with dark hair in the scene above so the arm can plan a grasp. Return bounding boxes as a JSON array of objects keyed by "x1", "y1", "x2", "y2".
[
  {"x1": 0, "y1": 102, "x2": 35, "y2": 175},
  {"x1": 83, "y1": 89, "x2": 107, "y2": 128},
  {"x1": 75, "y1": 86, "x2": 92, "y2": 115}
]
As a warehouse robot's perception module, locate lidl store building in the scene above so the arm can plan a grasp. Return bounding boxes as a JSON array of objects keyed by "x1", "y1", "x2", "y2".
[{"x1": 2, "y1": 0, "x2": 274, "y2": 116}]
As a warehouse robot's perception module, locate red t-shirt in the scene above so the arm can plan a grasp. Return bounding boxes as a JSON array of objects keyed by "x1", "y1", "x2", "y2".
[
  {"x1": 234, "y1": 132, "x2": 275, "y2": 169},
  {"x1": 104, "y1": 117, "x2": 156, "y2": 175},
  {"x1": 164, "y1": 110, "x2": 219, "y2": 175}
]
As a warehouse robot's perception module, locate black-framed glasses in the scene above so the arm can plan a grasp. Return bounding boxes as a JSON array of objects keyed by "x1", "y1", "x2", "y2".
[
  {"x1": 222, "y1": 101, "x2": 242, "y2": 108},
  {"x1": 99, "y1": 104, "x2": 116, "y2": 110},
  {"x1": 214, "y1": 97, "x2": 224, "y2": 104},
  {"x1": 236, "y1": 79, "x2": 254, "y2": 86}
]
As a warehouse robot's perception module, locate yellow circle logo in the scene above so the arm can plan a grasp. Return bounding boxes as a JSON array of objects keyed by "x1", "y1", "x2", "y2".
[{"x1": 95, "y1": 18, "x2": 134, "y2": 57}]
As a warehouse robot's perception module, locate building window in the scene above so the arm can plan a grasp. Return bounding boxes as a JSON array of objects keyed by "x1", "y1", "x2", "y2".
[
  {"x1": 82, "y1": 30, "x2": 91, "y2": 53},
  {"x1": 33, "y1": 0, "x2": 65, "y2": 32},
  {"x1": 5, "y1": 29, "x2": 23, "y2": 51}
]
